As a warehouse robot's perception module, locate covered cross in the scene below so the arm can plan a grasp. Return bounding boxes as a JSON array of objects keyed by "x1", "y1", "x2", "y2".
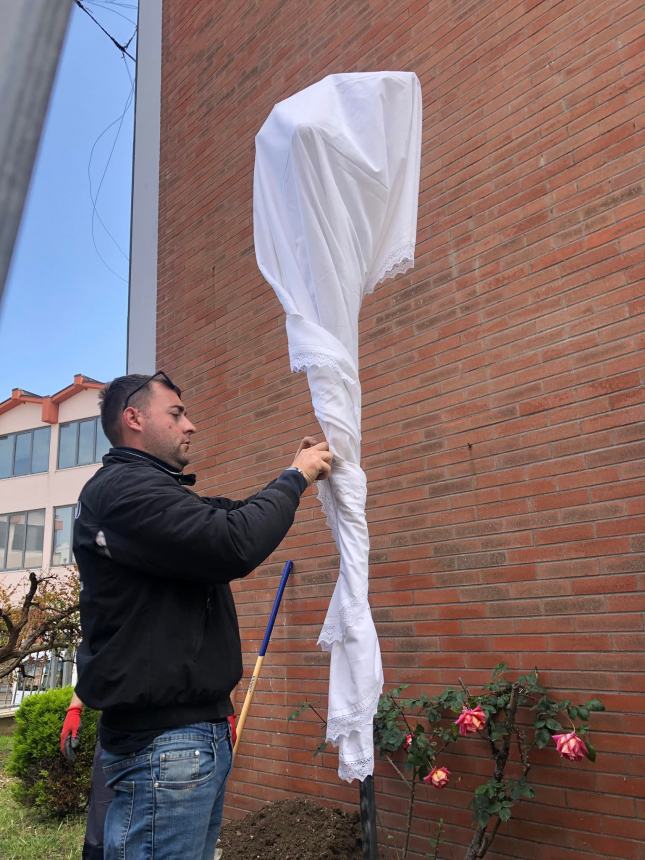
[{"x1": 254, "y1": 71, "x2": 422, "y2": 781}]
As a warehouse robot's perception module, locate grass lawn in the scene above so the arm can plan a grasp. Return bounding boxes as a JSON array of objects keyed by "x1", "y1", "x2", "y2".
[{"x1": 0, "y1": 735, "x2": 85, "y2": 860}]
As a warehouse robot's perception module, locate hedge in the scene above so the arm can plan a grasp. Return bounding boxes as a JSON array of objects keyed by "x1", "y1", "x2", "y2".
[{"x1": 7, "y1": 686, "x2": 99, "y2": 817}]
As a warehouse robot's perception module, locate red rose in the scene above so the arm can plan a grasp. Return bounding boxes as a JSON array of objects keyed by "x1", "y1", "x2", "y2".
[
  {"x1": 553, "y1": 731, "x2": 588, "y2": 761},
  {"x1": 455, "y1": 705, "x2": 487, "y2": 736},
  {"x1": 423, "y1": 765, "x2": 450, "y2": 788}
]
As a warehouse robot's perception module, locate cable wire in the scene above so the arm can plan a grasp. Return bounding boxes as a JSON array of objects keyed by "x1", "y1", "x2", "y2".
[
  {"x1": 74, "y1": 0, "x2": 136, "y2": 62},
  {"x1": 87, "y1": 54, "x2": 135, "y2": 283},
  {"x1": 89, "y1": 0, "x2": 138, "y2": 7},
  {"x1": 85, "y1": 0, "x2": 137, "y2": 27},
  {"x1": 87, "y1": 53, "x2": 134, "y2": 261}
]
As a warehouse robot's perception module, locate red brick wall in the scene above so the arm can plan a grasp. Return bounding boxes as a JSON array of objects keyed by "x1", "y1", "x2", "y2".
[{"x1": 157, "y1": 1, "x2": 644, "y2": 856}]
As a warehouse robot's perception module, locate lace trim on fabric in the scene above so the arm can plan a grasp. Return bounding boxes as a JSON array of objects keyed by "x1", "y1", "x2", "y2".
[
  {"x1": 326, "y1": 685, "x2": 382, "y2": 742},
  {"x1": 316, "y1": 480, "x2": 339, "y2": 544},
  {"x1": 327, "y1": 684, "x2": 383, "y2": 781},
  {"x1": 317, "y1": 594, "x2": 369, "y2": 650},
  {"x1": 338, "y1": 754, "x2": 374, "y2": 783},
  {"x1": 365, "y1": 242, "x2": 415, "y2": 295},
  {"x1": 290, "y1": 352, "x2": 356, "y2": 387}
]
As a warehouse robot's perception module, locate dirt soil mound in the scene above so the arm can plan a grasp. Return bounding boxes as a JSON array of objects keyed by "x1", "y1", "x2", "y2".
[{"x1": 218, "y1": 798, "x2": 363, "y2": 859}]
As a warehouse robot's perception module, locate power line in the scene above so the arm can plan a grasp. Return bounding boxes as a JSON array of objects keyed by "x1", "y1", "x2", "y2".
[
  {"x1": 74, "y1": 0, "x2": 136, "y2": 62},
  {"x1": 89, "y1": 0, "x2": 138, "y2": 8},
  {"x1": 88, "y1": 110, "x2": 131, "y2": 263},
  {"x1": 87, "y1": 53, "x2": 134, "y2": 262},
  {"x1": 87, "y1": 55, "x2": 135, "y2": 283},
  {"x1": 85, "y1": 0, "x2": 137, "y2": 27}
]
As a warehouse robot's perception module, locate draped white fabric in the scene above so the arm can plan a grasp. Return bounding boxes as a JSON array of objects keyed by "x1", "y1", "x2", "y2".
[{"x1": 254, "y1": 71, "x2": 422, "y2": 781}]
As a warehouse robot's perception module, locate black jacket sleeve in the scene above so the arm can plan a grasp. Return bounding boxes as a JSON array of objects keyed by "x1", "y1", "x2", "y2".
[
  {"x1": 202, "y1": 472, "x2": 305, "y2": 512},
  {"x1": 97, "y1": 467, "x2": 306, "y2": 583}
]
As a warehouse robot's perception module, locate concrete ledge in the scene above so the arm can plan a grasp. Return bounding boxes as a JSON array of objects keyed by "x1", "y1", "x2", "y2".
[{"x1": 0, "y1": 709, "x2": 16, "y2": 735}]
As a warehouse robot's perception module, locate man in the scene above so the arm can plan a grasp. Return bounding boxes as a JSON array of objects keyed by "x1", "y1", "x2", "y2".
[{"x1": 73, "y1": 371, "x2": 332, "y2": 860}]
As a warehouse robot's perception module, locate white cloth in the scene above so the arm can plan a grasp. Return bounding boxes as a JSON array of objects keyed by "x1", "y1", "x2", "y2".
[{"x1": 254, "y1": 71, "x2": 422, "y2": 781}]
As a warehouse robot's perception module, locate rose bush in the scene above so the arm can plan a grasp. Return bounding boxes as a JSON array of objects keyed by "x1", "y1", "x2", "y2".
[
  {"x1": 374, "y1": 665, "x2": 604, "y2": 859},
  {"x1": 291, "y1": 664, "x2": 605, "y2": 860}
]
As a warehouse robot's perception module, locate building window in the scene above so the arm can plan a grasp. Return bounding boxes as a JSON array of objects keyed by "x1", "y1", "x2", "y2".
[
  {"x1": 0, "y1": 509, "x2": 45, "y2": 571},
  {"x1": 52, "y1": 505, "x2": 75, "y2": 566},
  {"x1": 0, "y1": 427, "x2": 51, "y2": 478},
  {"x1": 57, "y1": 417, "x2": 109, "y2": 469}
]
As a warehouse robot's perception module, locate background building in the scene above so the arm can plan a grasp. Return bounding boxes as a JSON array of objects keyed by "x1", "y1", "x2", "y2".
[
  {"x1": 0, "y1": 374, "x2": 106, "y2": 707},
  {"x1": 130, "y1": 1, "x2": 644, "y2": 856}
]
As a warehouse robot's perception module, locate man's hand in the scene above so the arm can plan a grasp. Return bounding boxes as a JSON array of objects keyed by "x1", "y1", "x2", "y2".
[
  {"x1": 290, "y1": 437, "x2": 333, "y2": 485},
  {"x1": 60, "y1": 705, "x2": 83, "y2": 762}
]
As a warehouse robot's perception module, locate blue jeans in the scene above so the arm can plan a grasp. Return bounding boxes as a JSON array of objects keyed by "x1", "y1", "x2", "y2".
[{"x1": 101, "y1": 721, "x2": 232, "y2": 860}]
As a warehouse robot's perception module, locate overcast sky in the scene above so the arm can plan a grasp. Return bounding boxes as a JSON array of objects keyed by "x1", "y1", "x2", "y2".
[{"x1": 0, "y1": 1, "x2": 138, "y2": 398}]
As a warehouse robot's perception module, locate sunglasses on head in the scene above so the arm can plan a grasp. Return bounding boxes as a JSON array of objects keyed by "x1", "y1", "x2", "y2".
[{"x1": 123, "y1": 371, "x2": 182, "y2": 410}]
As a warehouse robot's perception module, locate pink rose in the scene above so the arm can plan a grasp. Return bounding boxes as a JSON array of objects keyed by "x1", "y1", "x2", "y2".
[
  {"x1": 403, "y1": 733, "x2": 413, "y2": 751},
  {"x1": 455, "y1": 705, "x2": 487, "y2": 736},
  {"x1": 552, "y1": 731, "x2": 588, "y2": 761},
  {"x1": 423, "y1": 765, "x2": 450, "y2": 788}
]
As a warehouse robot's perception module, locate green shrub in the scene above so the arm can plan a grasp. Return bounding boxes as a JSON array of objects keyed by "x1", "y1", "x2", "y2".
[{"x1": 7, "y1": 686, "x2": 99, "y2": 818}]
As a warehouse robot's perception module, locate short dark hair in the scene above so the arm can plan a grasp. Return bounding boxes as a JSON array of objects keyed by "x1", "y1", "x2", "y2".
[{"x1": 99, "y1": 373, "x2": 178, "y2": 446}]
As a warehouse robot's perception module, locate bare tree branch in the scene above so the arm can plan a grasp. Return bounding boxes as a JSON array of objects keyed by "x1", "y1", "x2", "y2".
[{"x1": 0, "y1": 567, "x2": 80, "y2": 682}]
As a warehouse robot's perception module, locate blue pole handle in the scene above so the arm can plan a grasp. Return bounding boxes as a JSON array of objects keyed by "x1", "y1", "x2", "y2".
[{"x1": 259, "y1": 560, "x2": 293, "y2": 657}]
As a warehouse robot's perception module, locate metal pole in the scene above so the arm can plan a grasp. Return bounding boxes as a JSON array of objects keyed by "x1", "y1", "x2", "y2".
[{"x1": 359, "y1": 774, "x2": 378, "y2": 859}]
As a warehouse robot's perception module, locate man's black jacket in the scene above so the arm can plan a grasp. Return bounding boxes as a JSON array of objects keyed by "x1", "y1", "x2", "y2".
[{"x1": 73, "y1": 447, "x2": 306, "y2": 741}]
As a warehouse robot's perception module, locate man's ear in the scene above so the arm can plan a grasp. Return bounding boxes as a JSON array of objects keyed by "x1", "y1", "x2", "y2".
[{"x1": 122, "y1": 406, "x2": 145, "y2": 435}]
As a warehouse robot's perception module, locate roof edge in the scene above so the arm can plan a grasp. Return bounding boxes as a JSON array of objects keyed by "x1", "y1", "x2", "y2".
[{"x1": 0, "y1": 375, "x2": 105, "y2": 424}]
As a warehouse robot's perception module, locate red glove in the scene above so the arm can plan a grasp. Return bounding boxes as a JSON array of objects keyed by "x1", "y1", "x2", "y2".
[
  {"x1": 60, "y1": 706, "x2": 83, "y2": 760},
  {"x1": 227, "y1": 714, "x2": 237, "y2": 747}
]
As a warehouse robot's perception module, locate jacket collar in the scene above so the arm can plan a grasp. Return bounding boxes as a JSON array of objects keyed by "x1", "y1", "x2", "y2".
[{"x1": 103, "y1": 447, "x2": 197, "y2": 486}]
